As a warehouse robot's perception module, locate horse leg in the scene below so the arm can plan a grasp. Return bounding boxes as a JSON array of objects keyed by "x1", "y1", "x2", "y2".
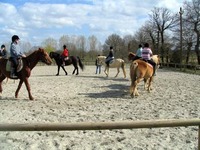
[
  {"x1": 147, "y1": 77, "x2": 153, "y2": 92},
  {"x1": 133, "y1": 77, "x2": 142, "y2": 96},
  {"x1": 0, "y1": 75, "x2": 6, "y2": 98},
  {"x1": 24, "y1": 78, "x2": 34, "y2": 100},
  {"x1": 104, "y1": 67, "x2": 108, "y2": 77},
  {"x1": 72, "y1": 66, "x2": 78, "y2": 75},
  {"x1": 122, "y1": 66, "x2": 126, "y2": 78},
  {"x1": 75, "y1": 67, "x2": 79, "y2": 75},
  {"x1": 15, "y1": 80, "x2": 23, "y2": 99},
  {"x1": 56, "y1": 66, "x2": 60, "y2": 76},
  {"x1": 61, "y1": 66, "x2": 68, "y2": 75},
  {"x1": 115, "y1": 67, "x2": 120, "y2": 78}
]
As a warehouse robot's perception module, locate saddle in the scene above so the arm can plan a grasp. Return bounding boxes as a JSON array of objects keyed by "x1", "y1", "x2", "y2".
[
  {"x1": 141, "y1": 59, "x2": 153, "y2": 68},
  {"x1": 6, "y1": 58, "x2": 23, "y2": 72}
]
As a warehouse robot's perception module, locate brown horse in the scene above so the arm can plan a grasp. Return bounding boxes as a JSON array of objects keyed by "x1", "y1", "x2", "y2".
[
  {"x1": 0, "y1": 48, "x2": 52, "y2": 100},
  {"x1": 128, "y1": 52, "x2": 160, "y2": 75},
  {"x1": 129, "y1": 59, "x2": 154, "y2": 97}
]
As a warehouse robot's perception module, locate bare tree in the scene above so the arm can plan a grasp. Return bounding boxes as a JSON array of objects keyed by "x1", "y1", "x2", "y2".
[
  {"x1": 184, "y1": 0, "x2": 200, "y2": 64},
  {"x1": 149, "y1": 7, "x2": 178, "y2": 62},
  {"x1": 103, "y1": 34, "x2": 125, "y2": 59},
  {"x1": 59, "y1": 35, "x2": 70, "y2": 50},
  {"x1": 77, "y1": 35, "x2": 87, "y2": 59},
  {"x1": 42, "y1": 37, "x2": 57, "y2": 53}
]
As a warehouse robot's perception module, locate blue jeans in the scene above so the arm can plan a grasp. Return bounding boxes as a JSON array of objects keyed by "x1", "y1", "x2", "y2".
[{"x1": 96, "y1": 65, "x2": 101, "y2": 74}]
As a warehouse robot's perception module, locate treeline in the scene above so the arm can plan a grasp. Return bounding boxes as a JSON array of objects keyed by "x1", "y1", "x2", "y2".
[{"x1": 4, "y1": 0, "x2": 200, "y2": 64}]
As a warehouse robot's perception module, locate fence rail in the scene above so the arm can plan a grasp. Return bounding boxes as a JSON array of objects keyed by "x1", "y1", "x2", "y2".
[{"x1": 0, "y1": 119, "x2": 200, "y2": 149}]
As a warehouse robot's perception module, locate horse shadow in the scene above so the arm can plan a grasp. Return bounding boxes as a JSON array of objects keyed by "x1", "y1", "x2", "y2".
[{"x1": 80, "y1": 83, "x2": 130, "y2": 99}]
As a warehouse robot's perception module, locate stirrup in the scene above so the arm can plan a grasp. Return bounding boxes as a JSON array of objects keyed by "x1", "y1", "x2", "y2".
[{"x1": 10, "y1": 74, "x2": 18, "y2": 79}]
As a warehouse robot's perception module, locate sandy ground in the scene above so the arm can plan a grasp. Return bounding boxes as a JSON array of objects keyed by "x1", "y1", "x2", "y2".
[{"x1": 0, "y1": 65, "x2": 199, "y2": 150}]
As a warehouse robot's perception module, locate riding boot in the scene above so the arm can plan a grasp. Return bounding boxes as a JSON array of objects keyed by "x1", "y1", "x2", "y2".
[
  {"x1": 10, "y1": 68, "x2": 18, "y2": 79},
  {"x1": 153, "y1": 66, "x2": 156, "y2": 76},
  {"x1": 106, "y1": 62, "x2": 109, "y2": 67}
]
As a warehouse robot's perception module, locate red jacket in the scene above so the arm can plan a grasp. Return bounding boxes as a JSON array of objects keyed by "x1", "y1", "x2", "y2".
[{"x1": 61, "y1": 48, "x2": 69, "y2": 57}]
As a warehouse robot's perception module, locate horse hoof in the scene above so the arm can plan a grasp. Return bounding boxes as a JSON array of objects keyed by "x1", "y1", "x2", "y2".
[{"x1": 56, "y1": 74, "x2": 59, "y2": 76}]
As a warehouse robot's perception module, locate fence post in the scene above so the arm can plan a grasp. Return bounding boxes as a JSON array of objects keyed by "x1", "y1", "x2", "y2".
[{"x1": 198, "y1": 126, "x2": 200, "y2": 150}]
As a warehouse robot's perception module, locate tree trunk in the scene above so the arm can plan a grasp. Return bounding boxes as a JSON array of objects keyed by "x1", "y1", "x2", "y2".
[
  {"x1": 194, "y1": 22, "x2": 200, "y2": 64},
  {"x1": 185, "y1": 42, "x2": 192, "y2": 64}
]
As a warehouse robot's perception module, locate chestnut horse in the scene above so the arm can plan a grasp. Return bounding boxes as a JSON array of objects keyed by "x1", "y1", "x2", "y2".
[
  {"x1": 49, "y1": 52, "x2": 84, "y2": 76},
  {"x1": 128, "y1": 52, "x2": 160, "y2": 75},
  {"x1": 130, "y1": 59, "x2": 154, "y2": 97},
  {"x1": 0, "y1": 48, "x2": 52, "y2": 100},
  {"x1": 97, "y1": 55, "x2": 126, "y2": 78}
]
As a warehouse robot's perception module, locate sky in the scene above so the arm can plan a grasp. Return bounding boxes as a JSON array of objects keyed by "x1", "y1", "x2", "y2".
[{"x1": 0, "y1": 0, "x2": 187, "y2": 46}]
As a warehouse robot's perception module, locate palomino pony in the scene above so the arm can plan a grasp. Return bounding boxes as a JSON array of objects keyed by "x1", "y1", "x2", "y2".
[
  {"x1": 0, "y1": 48, "x2": 52, "y2": 100},
  {"x1": 128, "y1": 52, "x2": 160, "y2": 75},
  {"x1": 49, "y1": 52, "x2": 84, "y2": 76},
  {"x1": 130, "y1": 59, "x2": 154, "y2": 97},
  {"x1": 97, "y1": 56, "x2": 126, "y2": 78}
]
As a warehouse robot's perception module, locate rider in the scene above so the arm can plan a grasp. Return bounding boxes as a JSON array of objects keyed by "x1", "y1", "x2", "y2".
[
  {"x1": 10, "y1": 35, "x2": 26, "y2": 78},
  {"x1": 134, "y1": 44, "x2": 143, "y2": 61},
  {"x1": 0, "y1": 44, "x2": 7, "y2": 58},
  {"x1": 141, "y1": 43, "x2": 156, "y2": 76},
  {"x1": 105, "y1": 46, "x2": 114, "y2": 67},
  {"x1": 61, "y1": 45, "x2": 69, "y2": 66}
]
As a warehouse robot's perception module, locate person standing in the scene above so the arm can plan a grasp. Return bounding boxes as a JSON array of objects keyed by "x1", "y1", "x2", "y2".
[
  {"x1": 105, "y1": 46, "x2": 114, "y2": 67},
  {"x1": 10, "y1": 35, "x2": 26, "y2": 78},
  {"x1": 95, "y1": 54, "x2": 102, "y2": 74},
  {"x1": 61, "y1": 45, "x2": 69, "y2": 66},
  {"x1": 0, "y1": 44, "x2": 7, "y2": 58}
]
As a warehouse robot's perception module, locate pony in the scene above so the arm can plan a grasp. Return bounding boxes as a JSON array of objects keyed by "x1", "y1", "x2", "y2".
[
  {"x1": 129, "y1": 59, "x2": 154, "y2": 97},
  {"x1": 0, "y1": 48, "x2": 52, "y2": 100},
  {"x1": 97, "y1": 56, "x2": 126, "y2": 78},
  {"x1": 49, "y1": 52, "x2": 84, "y2": 76},
  {"x1": 128, "y1": 52, "x2": 160, "y2": 75}
]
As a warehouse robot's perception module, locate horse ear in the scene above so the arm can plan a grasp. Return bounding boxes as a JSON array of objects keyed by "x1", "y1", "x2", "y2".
[{"x1": 38, "y1": 48, "x2": 44, "y2": 52}]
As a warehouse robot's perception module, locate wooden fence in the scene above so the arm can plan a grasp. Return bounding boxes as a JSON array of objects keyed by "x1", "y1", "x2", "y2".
[
  {"x1": 0, "y1": 119, "x2": 200, "y2": 149},
  {"x1": 161, "y1": 63, "x2": 200, "y2": 73}
]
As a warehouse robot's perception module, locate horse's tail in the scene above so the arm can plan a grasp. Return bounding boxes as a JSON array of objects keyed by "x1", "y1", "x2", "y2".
[
  {"x1": 77, "y1": 56, "x2": 84, "y2": 71},
  {"x1": 121, "y1": 60, "x2": 126, "y2": 78},
  {"x1": 130, "y1": 61, "x2": 138, "y2": 81}
]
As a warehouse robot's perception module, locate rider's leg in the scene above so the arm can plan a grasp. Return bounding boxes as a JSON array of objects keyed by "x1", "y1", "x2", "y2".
[
  {"x1": 148, "y1": 60, "x2": 156, "y2": 76},
  {"x1": 10, "y1": 57, "x2": 18, "y2": 78}
]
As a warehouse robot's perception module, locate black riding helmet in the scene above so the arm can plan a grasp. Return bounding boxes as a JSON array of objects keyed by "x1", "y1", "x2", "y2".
[
  {"x1": 1, "y1": 44, "x2": 5, "y2": 49},
  {"x1": 12, "y1": 35, "x2": 20, "y2": 42},
  {"x1": 144, "y1": 43, "x2": 149, "y2": 48},
  {"x1": 63, "y1": 45, "x2": 67, "y2": 49}
]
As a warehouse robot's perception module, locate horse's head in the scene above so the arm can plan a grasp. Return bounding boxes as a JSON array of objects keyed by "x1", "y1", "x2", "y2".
[
  {"x1": 49, "y1": 51, "x2": 60, "y2": 59},
  {"x1": 128, "y1": 52, "x2": 136, "y2": 61},
  {"x1": 38, "y1": 48, "x2": 52, "y2": 65}
]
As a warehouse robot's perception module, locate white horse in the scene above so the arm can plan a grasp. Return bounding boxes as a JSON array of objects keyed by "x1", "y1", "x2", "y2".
[{"x1": 97, "y1": 56, "x2": 126, "y2": 78}]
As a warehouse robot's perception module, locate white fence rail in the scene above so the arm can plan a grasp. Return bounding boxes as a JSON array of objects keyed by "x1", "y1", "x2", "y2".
[{"x1": 0, "y1": 119, "x2": 200, "y2": 149}]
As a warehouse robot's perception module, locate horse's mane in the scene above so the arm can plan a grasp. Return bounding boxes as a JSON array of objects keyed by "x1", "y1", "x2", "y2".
[{"x1": 128, "y1": 52, "x2": 136, "y2": 56}]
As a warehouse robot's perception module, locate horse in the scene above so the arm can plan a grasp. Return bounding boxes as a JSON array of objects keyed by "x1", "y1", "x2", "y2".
[
  {"x1": 128, "y1": 52, "x2": 160, "y2": 75},
  {"x1": 97, "y1": 56, "x2": 126, "y2": 78},
  {"x1": 49, "y1": 52, "x2": 84, "y2": 76},
  {"x1": 0, "y1": 48, "x2": 52, "y2": 100},
  {"x1": 129, "y1": 59, "x2": 154, "y2": 97}
]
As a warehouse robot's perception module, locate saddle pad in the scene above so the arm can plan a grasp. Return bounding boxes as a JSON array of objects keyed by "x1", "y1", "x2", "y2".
[{"x1": 6, "y1": 59, "x2": 23, "y2": 72}]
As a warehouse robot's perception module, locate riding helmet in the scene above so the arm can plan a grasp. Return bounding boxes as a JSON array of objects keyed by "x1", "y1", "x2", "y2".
[
  {"x1": 12, "y1": 35, "x2": 20, "y2": 42},
  {"x1": 1, "y1": 44, "x2": 5, "y2": 49}
]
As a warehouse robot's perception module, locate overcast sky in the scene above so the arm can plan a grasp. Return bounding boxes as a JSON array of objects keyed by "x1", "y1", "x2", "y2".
[{"x1": 0, "y1": 0, "x2": 187, "y2": 46}]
